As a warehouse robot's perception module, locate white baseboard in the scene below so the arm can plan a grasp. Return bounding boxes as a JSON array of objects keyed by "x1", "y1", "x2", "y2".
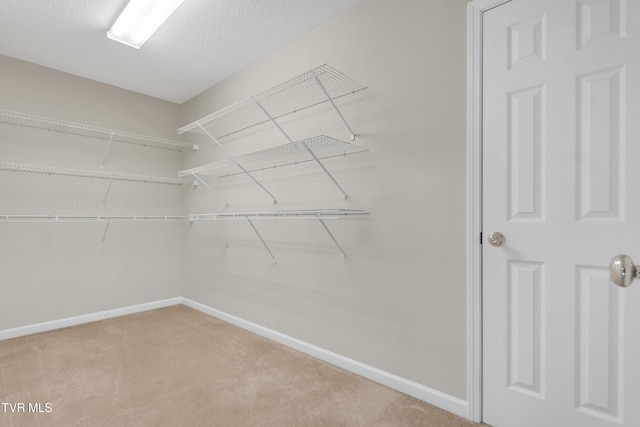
[
  {"x1": 181, "y1": 298, "x2": 469, "y2": 419},
  {"x1": 0, "y1": 297, "x2": 183, "y2": 341}
]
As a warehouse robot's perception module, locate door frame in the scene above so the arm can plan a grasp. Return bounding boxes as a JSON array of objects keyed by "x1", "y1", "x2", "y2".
[{"x1": 466, "y1": 0, "x2": 512, "y2": 422}]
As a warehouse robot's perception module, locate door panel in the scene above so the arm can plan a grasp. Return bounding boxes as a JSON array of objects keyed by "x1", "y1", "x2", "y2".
[
  {"x1": 482, "y1": 0, "x2": 640, "y2": 426},
  {"x1": 575, "y1": 265, "x2": 623, "y2": 422},
  {"x1": 506, "y1": 260, "x2": 545, "y2": 397},
  {"x1": 507, "y1": 85, "x2": 545, "y2": 221},
  {"x1": 576, "y1": 66, "x2": 624, "y2": 220}
]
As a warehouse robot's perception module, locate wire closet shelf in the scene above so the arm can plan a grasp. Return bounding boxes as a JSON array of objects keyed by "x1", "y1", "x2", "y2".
[
  {"x1": 178, "y1": 64, "x2": 367, "y2": 139},
  {"x1": 178, "y1": 64, "x2": 367, "y2": 201},
  {"x1": 187, "y1": 209, "x2": 369, "y2": 263},
  {"x1": 179, "y1": 135, "x2": 367, "y2": 178},
  {"x1": 0, "y1": 109, "x2": 195, "y2": 152},
  {"x1": 0, "y1": 215, "x2": 187, "y2": 223},
  {"x1": 0, "y1": 162, "x2": 194, "y2": 186},
  {"x1": 0, "y1": 209, "x2": 369, "y2": 223},
  {"x1": 0, "y1": 209, "x2": 369, "y2": 258},
  {"x1": 188, "y1": 209, "x2": 369, "y2": 221}
]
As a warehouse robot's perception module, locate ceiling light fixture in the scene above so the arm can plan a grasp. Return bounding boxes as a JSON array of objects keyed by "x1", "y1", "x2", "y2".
[{"x1": 107, "y1": 0, "x2": 185, "y2": 49}]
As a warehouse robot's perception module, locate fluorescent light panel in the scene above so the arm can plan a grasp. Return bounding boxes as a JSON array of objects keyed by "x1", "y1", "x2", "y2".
[{"x1": 107, "y1": 0, "x2": 185, "y2": 49}]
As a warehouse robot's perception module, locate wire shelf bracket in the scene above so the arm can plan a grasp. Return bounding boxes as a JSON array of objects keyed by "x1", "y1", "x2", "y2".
[
  {"x1": 196, "y1": 124, "x2": 277, "y2": 204},
  {"x1": 310, "y1": 69, "x2": 356, "y2": 141},
  {"x1": 246, "y1": 218, "x2": 276, "y2": 265},
  {"x1": 254, "y1": 99, "x2": 349, "y2": 200},
  {"x1": 190, "y1": 172, "x2": 229, "y2": 207},
  {"x1": 318, "y1": 218, "x2": 346, "y2": 258},
  {"x1": 100, "y1": 131, "x2": 115, "y2": 168},
  {"x1": 100, "y1": 220, "x2": 111, "y2": 248},
  {"x1": 102, "y1": 179, "x2": 114, "y2": 208}
]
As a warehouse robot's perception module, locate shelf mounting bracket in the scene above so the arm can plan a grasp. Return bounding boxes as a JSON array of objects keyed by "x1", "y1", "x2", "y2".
[
  {"x1": 100, "y1": 220, "x2": 111, "y2": 248},
  {"x1": 190, "y1": 172, "x2": 229, "y2": 207},
  {"x1": 254, "y1": 100, "x2": 348, "y2": 200},
  {"x1": 311, "y1": 70, "x2": 356, "y2": 141},
  {"x1": 246, "y1": 218, "x2": 276, "y2": 265},
  {"x1": 102, "y1": 179, "x2": 114, "y2": 208},
  {"x1": 197, "y1": 123, "x2": 277, "y2": 204},
  {"x1": 100, "y1": 131, "x2": 115, "y2": 168},
  {"x1": 318, "y1": 218, "x2": 346, "y2": 258}
]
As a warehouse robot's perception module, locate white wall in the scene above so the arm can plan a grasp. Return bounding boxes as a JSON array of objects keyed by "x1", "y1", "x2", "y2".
[
  {"x1": 180, "y1": 0, "x2": 469, "y2": 399},
  {"x1": 0, "y1": 55, "x2": 184, "y2": 329}
]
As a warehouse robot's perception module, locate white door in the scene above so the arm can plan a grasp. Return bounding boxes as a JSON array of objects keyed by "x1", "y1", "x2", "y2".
[{"x1": 482, "y1": 0, "x2": 640, "y2": 426}]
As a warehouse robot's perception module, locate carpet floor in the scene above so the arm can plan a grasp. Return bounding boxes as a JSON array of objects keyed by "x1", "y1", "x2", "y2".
[{"x1": 0, "y1": 305, "x2": 481, "y2": 426}]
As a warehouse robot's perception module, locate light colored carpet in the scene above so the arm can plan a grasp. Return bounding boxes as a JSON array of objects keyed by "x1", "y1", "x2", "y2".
[{"x1": 0, "y1": 305, "x2": 481, "y2": 426}]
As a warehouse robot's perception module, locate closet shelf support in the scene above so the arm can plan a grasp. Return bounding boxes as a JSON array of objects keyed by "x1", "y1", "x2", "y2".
[
  {"x1": 100, "y1": 220, "x2": 111, "y2": 248},
  {"x1": 190, "y1": 172, "x2": 229, "y2": 207},
  {"x1": 311, "y1": 69, "x2": 356, "y2": 141},
  {"x1": 102, "y1": 179, "x2": 114, "y2": 208},
  {"x1": 101, "y1": 131, "x2": 115, "y2": 168},
  {"x1": 246, "y1": 218, "x2": 276, "y2": 265},
  {"x1": 197, "y1": 123, "x2": 277, "y2": 204},
  {"x1": 254, "y1": 100, "x2": 348, "y2": 200},
  {"x1": 318, "y1": 218, "x2": 346, "y2": 258}
]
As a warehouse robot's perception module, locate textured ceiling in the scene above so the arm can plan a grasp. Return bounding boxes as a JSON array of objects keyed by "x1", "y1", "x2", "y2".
[{"x1": 0, "y1": 0, "x2": 361, "y2": 104}]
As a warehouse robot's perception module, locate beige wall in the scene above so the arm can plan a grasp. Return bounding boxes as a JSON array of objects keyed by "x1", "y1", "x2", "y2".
[
  {"x1": 0, "y1": 0, "x2": 470, "y2": 401},
  {"x1": 180, "y1": 0, "x2": 469, "y2": 399},
  {"x1": 0, "y1": 55, "x2": 184, "y2": 329}
]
